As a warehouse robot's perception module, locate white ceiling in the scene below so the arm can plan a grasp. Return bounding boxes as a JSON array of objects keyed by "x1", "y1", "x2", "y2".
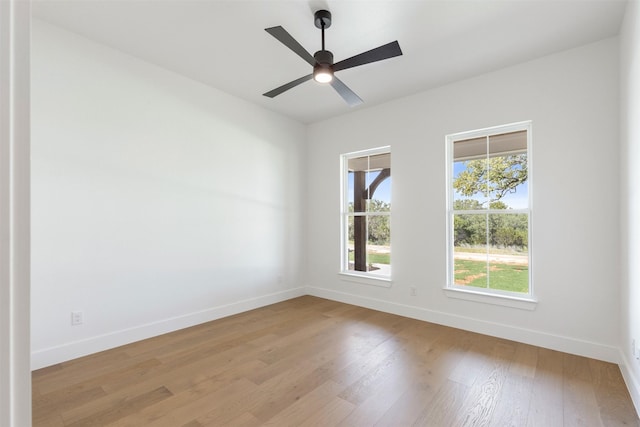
[{"x1": 32, "y1": 0, "x2": 627, "y2": 124}]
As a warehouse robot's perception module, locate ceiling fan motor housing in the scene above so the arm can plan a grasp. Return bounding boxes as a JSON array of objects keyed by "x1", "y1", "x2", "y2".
[{"x1": 314, "y1": 49, "x2": 333, "y2": 66}]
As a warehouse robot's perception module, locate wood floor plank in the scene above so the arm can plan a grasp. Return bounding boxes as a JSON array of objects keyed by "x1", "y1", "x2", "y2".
[
  {"x1": 411, "y1": 379, "x2": 469, "y2": 426},
  {"x1": 255, "y1": 316, "x2": 349, "y2": 366},
  {"x1": 107, "y1": 361, "x2": 265, "y2": 426},
  {"x1": 34, "y1": 351, "x2": 134, "y2": 395},
  {"x1": 33, "y1": 385, "x2": 106, "y2": 425},
  {"x1": 338, "y1": 325, "x2": 458, "y2": 426},
  {"x1": 564, "y1": 377, "x2": 603, "y2": 427},
  {"x1": 489, "y1": 374, "x2": 533, "y2": 426},
  {"x1": 526, "y1": 348, "x2": 564, "y2": 427},
  {"x1": 453, "y1": 340, "x2": 515, "y2": 426},
  {"x1": 370, "y1": 326, "x2": 470, "y2": 426},
  {"x1": 335, "y1": 373, "x2": 411, "y2": 427},
  {"x1": 448, "y1": 334, "x2": 497, "y2": 387},
  {"x1": 31, "y1": 297, "x2": 640, "y2": 427},
  {"x1": 337, "y1": 346, "x2": 413, "y2": 405},
  {"x1": 247, "y1": 318, "x2": 392, "y2": 386},
  {"x1": 118, "y1": 377, "x2": 258, "y2": 427},
  {"x1": 588, "y1": 359, "x2": 640, "y2": 426},
  {"x1": 248, "y1": 348, "x2": 362, "y2": 423},
  {"x1": 331, "y1": 334, "x2": 405, "y2": 388},
  {"x1": 509, "y1": 342, "x2": 538, "y2": 379},
  {"x1": 64, "y1": 386, "x2": 173, "y2": 427},
  {"x1": 564, "y1": 352, "x2": 594, "y2": 382},
  {"x1": 297, "y1": 396, "x2": 355, "y2": 427},
  {"x1": 224, "y1": 412, "x2": 262, "y2": 427},
  {"x1": 261, "y1": 380, "x2": 345, "y2": 426}
]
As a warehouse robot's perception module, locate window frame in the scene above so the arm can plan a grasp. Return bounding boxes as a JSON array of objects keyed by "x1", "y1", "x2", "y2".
[
  {"x1": 445, "y1": 121, "x2": 536, "y2": 308},
  {"x1": 339, "y1": 146, "x2": 392, "y2": 285}
]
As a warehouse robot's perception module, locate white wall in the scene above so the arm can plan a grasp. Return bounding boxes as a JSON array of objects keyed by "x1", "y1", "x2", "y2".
[
  {"x1": 31, "y1": 20, "x2": 307, "y2": 369},
  {"x1": 620, "y1": 0, "x2": 640, "y2": 414},
  {"x1": 307, "y1": 38, "x2": 620, "y2": 362}
]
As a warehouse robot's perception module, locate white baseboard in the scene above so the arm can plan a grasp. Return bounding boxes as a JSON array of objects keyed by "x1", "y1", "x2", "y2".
[
  {"x1": 305, "y1": 286, "x2": 621, "y2": 364},
  {"x1": 31, "y1": 287, "x2": 305, "y2": 370},
  {"x1": 619, "y1": 350, "x2": 640, "y2": 418}
]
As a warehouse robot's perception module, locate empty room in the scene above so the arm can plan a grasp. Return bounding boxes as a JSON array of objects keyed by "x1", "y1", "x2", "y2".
[{"x1": 2, "y1": 0, "x2": 640, "y2": 425}]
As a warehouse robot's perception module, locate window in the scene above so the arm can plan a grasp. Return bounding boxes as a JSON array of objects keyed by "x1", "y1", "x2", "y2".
[
  {"x1": 341, "y1": 147, "x2": 391, "y2": 280},
  {"x1": 446, "y1": 122, "x2": 532, "y2": 299}
]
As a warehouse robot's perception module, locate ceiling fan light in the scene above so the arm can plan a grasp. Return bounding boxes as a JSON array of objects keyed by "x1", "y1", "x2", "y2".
[
  {"x1": 313, "y1": 50, "x2": 334, "y2": 84},
  {"x1": 314, "y1": 68, "x2": 333, "y2": 83}
]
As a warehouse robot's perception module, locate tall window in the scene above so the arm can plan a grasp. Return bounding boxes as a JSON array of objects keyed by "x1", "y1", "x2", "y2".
[
  {"x1": 341, "y1": 147, "x2": 391, "y2": 279},
  {"x1": 447, "y1": 122, "x2": 531, "y2": 297}
]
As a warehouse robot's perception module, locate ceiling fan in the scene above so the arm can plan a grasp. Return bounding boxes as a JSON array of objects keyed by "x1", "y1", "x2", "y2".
[{"x1": 263, "y1": 10, "x2": 403, "y2": 107}]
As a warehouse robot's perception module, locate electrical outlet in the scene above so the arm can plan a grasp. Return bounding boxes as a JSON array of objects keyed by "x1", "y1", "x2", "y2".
[
  {"x1": 635, "y1": 339, "x2": 640, "y2": 360},
  {"x1": 410, "y1": 286, "x2": 417, "y2": 296},
  {"x1": 71, "y1": 311, "x2": 84, "y2": 326}
]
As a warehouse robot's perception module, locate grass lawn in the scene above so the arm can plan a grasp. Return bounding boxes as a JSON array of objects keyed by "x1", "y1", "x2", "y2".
[
  {"x1": 348, "y1": 251, "x2": 390, "y2": 265},
  {"x1": 367, "y1": 253, "x2": 390, "y2": 264},
  {"x1": 454, "y1": 259, "x2": 528, "y2": 293}
]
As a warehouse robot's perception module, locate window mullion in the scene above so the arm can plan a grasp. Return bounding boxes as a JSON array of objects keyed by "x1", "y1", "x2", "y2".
[{"x1": 485, "y1": 135, "x2": 490, "y2": 290}]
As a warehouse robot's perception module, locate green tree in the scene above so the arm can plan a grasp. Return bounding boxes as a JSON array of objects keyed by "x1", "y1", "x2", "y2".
[
  {"x1": 347, "y1": 199, "x2": 390, "y2": 245},
  {"x1": 453, "y1": 154, "x2": 527, "y2": 204},
  {"x1": 453, "y1": 199, "x2": 483, "y2": 210},
  {"x1": 453, "y1": 214, "x2": 486, "y2": 246},
  {"x1": 367, "y1": 199, "x2": 390, "y2": 245}
]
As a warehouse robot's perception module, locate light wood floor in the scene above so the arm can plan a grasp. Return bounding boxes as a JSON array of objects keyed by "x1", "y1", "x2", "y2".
[{"x1": 33, "y1": 296, "x2": 639, "y2": 426}]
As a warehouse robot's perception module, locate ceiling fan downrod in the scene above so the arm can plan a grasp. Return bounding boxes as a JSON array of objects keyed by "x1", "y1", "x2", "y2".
[{"x1": 313, "y1": 10, "x2": 334, "y2": 83}]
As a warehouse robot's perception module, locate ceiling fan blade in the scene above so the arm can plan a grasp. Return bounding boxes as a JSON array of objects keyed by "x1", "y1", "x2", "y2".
[
  {"x1": 263, "y1": 74, "x2": 313, "y2": 98},
  {"x1": 330, "y1": 76, "x2": 363, "y2": 107},
  {"x1": 265, "y1": 26, "x2": 316, "y2": 66},
  {"x1": 333, "y1": 41, "x2": 402, "y2": 72}
]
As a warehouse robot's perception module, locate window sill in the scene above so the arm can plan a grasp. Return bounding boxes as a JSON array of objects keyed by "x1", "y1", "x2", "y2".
[
  {"x1": 339, "y1": 272, "x2": 392, "y2": 288},
  {"x1": 443, "y1": 287, "x2": 537, "y2": 311}
]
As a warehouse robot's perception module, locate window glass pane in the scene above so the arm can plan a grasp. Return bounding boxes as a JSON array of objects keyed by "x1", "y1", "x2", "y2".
[
  {"x1": 453, "y1": 213, "x2": 488, "y2": 288},
  {"x1": 487, "y1": 213, "x2": 529, "y2": 293},
  {"x1": 348, "y1": 168, "x2": 367, "y2": 213},
  {"x1": 351, "y1": 215, "x2": 368, "y2": 272},
  {"x1": 348, "y1": 153, "x2": 391, "y2": 213},
  {"x1": 367, "y1": 216, "x2": 391, "y2": 276},
  {"x1": 486, "y1": 153, "x2": 528, "y2": 209},
  {"x1": 346, "y1": 215, "x2": 355, "y2": 272},
  {"x1": 487, "y1": 131, "x2": 528, "y2": 209},
  {"x1": 453, "y1": 137, "x2": 488, "y2": 209},
  {"x1": 366, "y1": 153, "x2": 390, "y2": 212},
  {"x1": 365, "y1": 168, "x2": 373, "y2": 211},
  {"x1": 373, "y1": 174, "x2": 391, "y2": 205},
  {"x1": 347, "y1": 171, "x2": 355, "y2": 210}
]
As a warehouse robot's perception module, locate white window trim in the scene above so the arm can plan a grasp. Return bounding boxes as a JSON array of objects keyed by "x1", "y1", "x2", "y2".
[
  {"x1": 340, "y1": 146, "x2": 392, "y2": 284},
  {"x1": 445, "y1": 121, "x2": 536, "y2": 308},
  {"x1": 339, "y1": 272, "x2": 392, "y2": 288}
]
